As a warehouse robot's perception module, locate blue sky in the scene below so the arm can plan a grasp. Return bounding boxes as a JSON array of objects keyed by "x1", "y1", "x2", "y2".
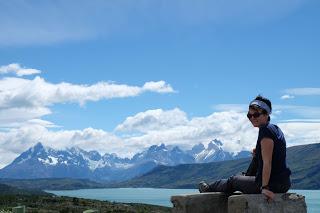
[{"x1": 0, "y1": 0, "x2": 319, "y2": 168}]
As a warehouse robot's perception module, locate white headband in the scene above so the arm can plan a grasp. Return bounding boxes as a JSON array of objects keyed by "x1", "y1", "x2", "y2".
[{"x1": 249, "y1": 100, "x2": 272, "y2": 114}]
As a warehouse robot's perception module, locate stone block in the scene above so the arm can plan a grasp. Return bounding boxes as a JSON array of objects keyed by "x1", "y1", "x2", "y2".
[
  {"x1": 83, "y1": 210, "x2": 99, "y2": 213},
  {"x1": 171, "y1": 192, "x2": 228, "y2": 213},
  {"x1": 228, "y1": 193, "x2": 307, "y2": 213},
  {"x1": 12, "y1": 206, "x2": 25, "y2": 213}
]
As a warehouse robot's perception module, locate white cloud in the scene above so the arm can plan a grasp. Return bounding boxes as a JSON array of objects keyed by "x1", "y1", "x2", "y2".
[
  {"x1": 0, "y1": 107, "x2": 51, "y2": 128},
  {"x1": 115, "y1": 108, "x2": 188, "y2": 133},
  {"x1": 115, "y1": 108, "x2": 320, "y2": 153},
  {"x1": 281, "y1": 94, "x2": 295, "y2": 100},
  {"x1": 278, "y1": 122, "x2": 320, "y2": 147},
  {"x1": 142, "y1": 81, "x2": 175, "y2": 93},
  {"x1": 0, "y1": 66, "x2": 318, "y2": 168},
  {"x1": 0, "y1": 63, "x2": 41, "y2": 76},
  {"x1": 1, "y1": 108, "x2": 320, "y2": 169},
  {"x1": 0, "y1": 71, "x2": 174, "y2": 132},
  {"x1": 0, "y1": 125, "x2": 127, "y2": 168},
  {"x1": 0, "y1": 0, "x2": 306, "y2": 45},
  {"x1": 117, "y1": 109, "x2": 258, "y2": 152},
  {"x1": 0, "y1": 76, "x2": 175, "y2": 108},
  {"x1": 284, "y1": 88, "x2": 320, "y2": 96},
  {"x1": 0, "y1": 64, "x2": 176, "y2": 163},
  {"x1": 0, "y1": 109, "x2": 258, "y2": 168}
]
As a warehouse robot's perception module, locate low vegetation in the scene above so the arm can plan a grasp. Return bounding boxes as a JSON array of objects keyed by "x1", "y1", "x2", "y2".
[
  {"x1": 0, "y1": 194, "x2": 171, "y2": 213},
  {"x1": 0, "y1": 183, "x2": 170, "y2": 212}
]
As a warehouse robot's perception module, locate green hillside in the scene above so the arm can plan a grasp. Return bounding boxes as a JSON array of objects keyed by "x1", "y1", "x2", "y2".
[
  {"x1": 0, "y1": 183, "x2": 50, "y2": 196},
  {"x1": 0, "y1": 178, "x2": 106, "y2": 190},
  {"x1": 115, "y1": 143, "x2": 320, "y2": 189}
]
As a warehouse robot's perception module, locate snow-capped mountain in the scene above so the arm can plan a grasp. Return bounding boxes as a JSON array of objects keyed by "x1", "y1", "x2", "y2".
[
  {"x1": 131, "y1": 144, "x2": 194, "y2": 166},
  {"x1": 191, "y1": 139, "x2": 251, "y2": 163},
  {"x1": 187, "y1": 143, "x2": 206, "y2": 156},
  {"x1": 193, "y1": 139, "x2": 233, "y2": 163},
  {"x1": 12, "y1": 143, "x2": 131, "y2": 171},
  {"x1": 0, "y1": 140, "x2": 250, "y2": 182}
]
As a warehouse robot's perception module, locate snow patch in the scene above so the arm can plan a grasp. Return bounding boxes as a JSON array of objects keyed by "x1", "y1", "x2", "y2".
[{"x1": 38, "y1": 156, "x2": 58, "y2": 165}]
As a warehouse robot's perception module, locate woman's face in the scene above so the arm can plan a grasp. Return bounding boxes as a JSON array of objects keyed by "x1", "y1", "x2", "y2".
[{"x1": 247, "y1": 108, "x2": 269, "y2": 127}]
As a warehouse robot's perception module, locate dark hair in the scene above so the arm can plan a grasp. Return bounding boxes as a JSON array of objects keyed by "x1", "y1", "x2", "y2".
[{"x1": 253, "y1": 95, "x2": 272, "y2": 121}]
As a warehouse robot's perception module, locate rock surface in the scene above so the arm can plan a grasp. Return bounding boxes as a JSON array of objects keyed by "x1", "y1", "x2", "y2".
[
  {"x1": 171, "y1": 192, "x2": 228, "y2": 213},
  {"x1": 228, "y1": 193, "x2": 307, "y2": 213},
  {"x1": 171, "y1": 192, "x2": 307, "y2": 213}
]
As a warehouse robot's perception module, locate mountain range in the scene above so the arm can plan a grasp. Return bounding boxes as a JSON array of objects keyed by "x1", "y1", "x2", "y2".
[
  {"x1": 114, "y1": 143, "x2": 320, "y2": 190},
  {"x1": 0, "y1": 139, "x2": 250, "y2": 182}
]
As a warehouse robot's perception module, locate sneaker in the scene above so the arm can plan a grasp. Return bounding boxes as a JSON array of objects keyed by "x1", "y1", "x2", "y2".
[{"x1": 198, "y1": 181, "x2": 210, "y2": 193}]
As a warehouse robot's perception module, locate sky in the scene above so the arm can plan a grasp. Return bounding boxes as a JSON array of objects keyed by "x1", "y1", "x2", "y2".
[{"x1": 0, "y1": 0, "x2": 319, "y2": 168}]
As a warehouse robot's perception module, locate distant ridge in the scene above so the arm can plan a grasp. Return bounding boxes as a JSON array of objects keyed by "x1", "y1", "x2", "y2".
[
  {"x1": 0, "y1": 183, "x2": 50, "y2": 195},
  {"x1": 114, "y1": 143, "x2": 320, "y2": 190},
  {"x1": 0, "y1": 178, "x2": 106, "y2": 190}
]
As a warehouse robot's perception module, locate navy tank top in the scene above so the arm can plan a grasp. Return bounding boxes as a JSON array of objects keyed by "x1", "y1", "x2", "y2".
[{"x1": 255, "y1": 123, "x2": 291, "y2": 186}]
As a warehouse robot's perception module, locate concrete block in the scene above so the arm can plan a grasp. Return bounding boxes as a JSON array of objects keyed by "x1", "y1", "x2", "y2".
[
  {"x1": 83, "y1": 210, "x2": 99, "y2": 213},
  {"x1": 171, "y1": 192, "x2": 228, "y2": 213},
  {"x1": 228, "y1": 193, "x2": 307, "y2": 213},
  {"x1": 12, "y1": 206, "x2": 25, "y2": 213}
]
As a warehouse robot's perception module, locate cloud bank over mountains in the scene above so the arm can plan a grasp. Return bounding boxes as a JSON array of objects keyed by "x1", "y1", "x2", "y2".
[{"x1": 0, "y1": 63, "x2": 319, "y2": 169}]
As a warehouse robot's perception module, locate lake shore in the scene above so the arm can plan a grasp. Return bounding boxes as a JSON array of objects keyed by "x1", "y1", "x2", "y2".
[
  {"x1": 46, "y1": 188, "x2": 320, "y2": 212},
  {"x1": 0, "y1": 194, "x2": 171, "y2": 213}
]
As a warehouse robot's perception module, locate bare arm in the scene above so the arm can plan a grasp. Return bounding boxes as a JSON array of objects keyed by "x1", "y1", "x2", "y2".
[{"x1": 261, "y1": 138, "x2": 274, "y2": 188}]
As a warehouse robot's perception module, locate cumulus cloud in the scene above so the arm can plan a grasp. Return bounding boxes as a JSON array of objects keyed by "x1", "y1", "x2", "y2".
[
  {"x1": 0, "y1": 64, "x2": 176, "y2": 165},
  {"x1": 0, "y1": 109, "x2": 257, "y2": 168},
  {"x1": 142, "y1": 81, "x2": 175, "y2": 93},
  {"x1": 1, "y1": 107, "x2": 320, "y2": 169},
  {"x1": 0, "y1": 64, "x2": 318, "y2": 168},
  {"x1": 116, "y1": 108, "x2": 258, "y2": 152},
  {"x1": 0, "y1": 76, "x2": 175, "y2": 108},
  {"x1": 115, "y1": 108, "x2": 188, "y2": 133},
  {"x1": 0, "y1": 63, "x2": 41, "y2": 76},
  {"x1": 0, "y1": 125, "x2": 127, "y2": 168},
  {"x1": 0, "y1": 107, "x2": 51, "y2": 128},
  {"x1": 278, "y1": 122, "x2": 320, "y2": 146},
  {"x1": 0, "y1": 69, "x2": 175, "y2": 129},
  {"x1": 115, "y1": 107, "x2": 320, "y2": 153}
]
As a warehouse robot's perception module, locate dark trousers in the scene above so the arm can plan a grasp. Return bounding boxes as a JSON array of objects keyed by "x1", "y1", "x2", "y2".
[
  {"x1": 208, "y1": 175, "x2": 260, "y2": 194},
  {"x1": 207, "y1": 156, "x2": 290, "y2": 194}
]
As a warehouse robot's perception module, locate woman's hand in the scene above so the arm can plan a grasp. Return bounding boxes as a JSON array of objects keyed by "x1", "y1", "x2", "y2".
[
  {"x1": 251, "y1": 148, "x2": 256, "y2": 158},
  {"x1": 262, "y1": 188, "x2": 275, "y2": 202}
]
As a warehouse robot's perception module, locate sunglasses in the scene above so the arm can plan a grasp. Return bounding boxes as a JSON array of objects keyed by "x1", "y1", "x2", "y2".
[{"x1": 247, "y1": 112, "x2": 262, "y2": 119}]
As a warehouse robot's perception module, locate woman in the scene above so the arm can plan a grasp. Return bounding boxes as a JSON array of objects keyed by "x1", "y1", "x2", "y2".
[{"x1": 199, "y1": 95, "x2": 291, "y2": 201}]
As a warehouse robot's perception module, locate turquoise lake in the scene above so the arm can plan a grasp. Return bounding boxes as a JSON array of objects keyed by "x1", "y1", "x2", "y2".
[{"x1": 46, "y1": 188, "x2": 320, "y2": 212}]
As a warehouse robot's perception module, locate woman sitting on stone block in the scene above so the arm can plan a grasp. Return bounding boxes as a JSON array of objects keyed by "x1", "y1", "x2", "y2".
[{"x1": 199, "y1": 95, "x2": 291, "y2": 201}]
